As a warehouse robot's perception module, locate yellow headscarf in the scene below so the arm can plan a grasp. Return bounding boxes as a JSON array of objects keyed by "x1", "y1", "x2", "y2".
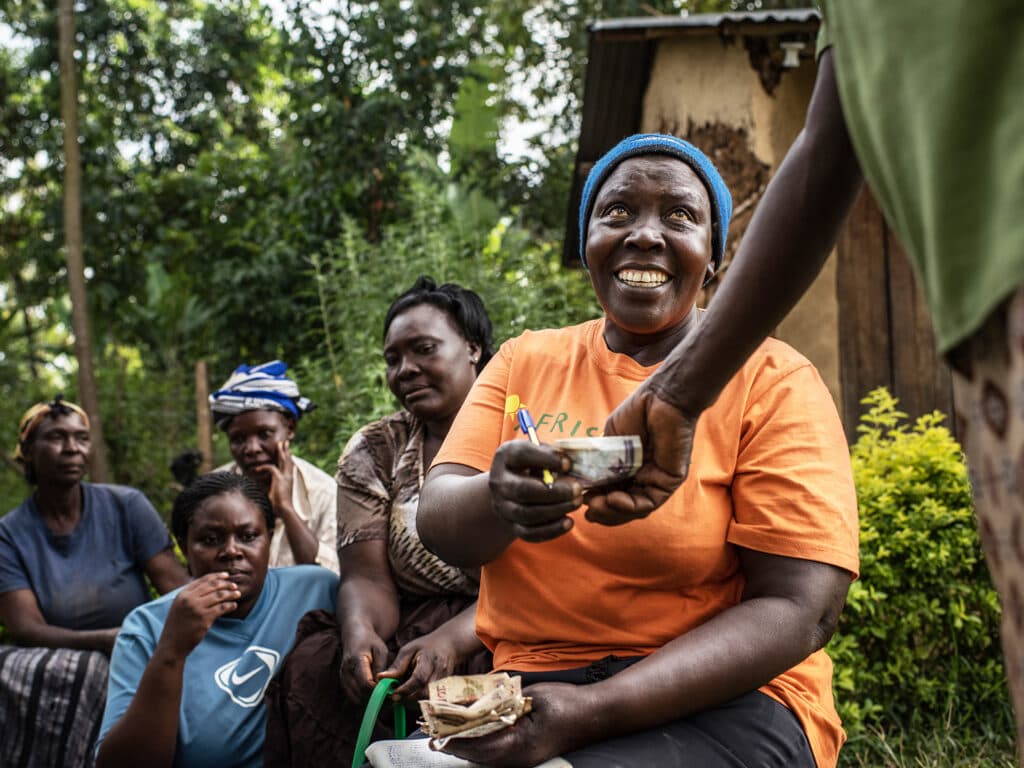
[{"x1": 14, "y1": 396, "x2": 91, "y2": 463}]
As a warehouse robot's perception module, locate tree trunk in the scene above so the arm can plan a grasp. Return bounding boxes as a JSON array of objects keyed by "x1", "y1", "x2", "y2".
[
  {"x1": 195, "y1": 360, "x2": 213, "y2": 474},
  {"x1": 58, "y1": 0, "x2": 110, "y2": 482}
]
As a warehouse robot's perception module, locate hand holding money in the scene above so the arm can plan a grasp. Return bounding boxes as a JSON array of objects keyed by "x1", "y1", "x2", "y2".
[
  {"x1": 554, "y1": 436, "x2": 642, "y2": 489},
  {"x1": 419, "y1": 673, "x2": 533, "y2": 749}
]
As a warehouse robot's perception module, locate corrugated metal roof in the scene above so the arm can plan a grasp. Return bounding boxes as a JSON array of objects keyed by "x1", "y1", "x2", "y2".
[
  {"x1": 563, "y1": 8, "x2": 820, "y2": 264},
  {"x1": 591, "y1": 8, "x2": 820, "y2": 34},
  {"x1": 562, "y1": 34, "x2": 655, "y2": 265}
]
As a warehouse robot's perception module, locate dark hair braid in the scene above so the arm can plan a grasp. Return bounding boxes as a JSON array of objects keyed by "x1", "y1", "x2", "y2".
[
  {"x1": 383, "y1": 275, "x2": 495, "y2": 374},
  {"x1": 171, "y1": 471, "x2": 275, "y2": 548}
]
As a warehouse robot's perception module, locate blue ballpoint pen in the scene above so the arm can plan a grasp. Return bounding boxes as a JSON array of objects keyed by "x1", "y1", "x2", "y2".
[{"x1": 516, "y1": 407, "x2": 556, "y2": 487}]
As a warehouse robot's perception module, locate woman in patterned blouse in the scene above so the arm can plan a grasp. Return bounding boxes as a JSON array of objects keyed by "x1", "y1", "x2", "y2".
[{"x1": 263, "y1": 276, "x2": 494, "y2": 767}]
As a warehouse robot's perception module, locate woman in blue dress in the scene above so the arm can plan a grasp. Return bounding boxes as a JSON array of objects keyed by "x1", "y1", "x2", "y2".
[{"x1": 0, "y1": 396, "x2": 187, "y2": 767}]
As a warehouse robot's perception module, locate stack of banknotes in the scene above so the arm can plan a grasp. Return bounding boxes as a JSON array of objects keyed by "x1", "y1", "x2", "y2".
[
  {"x1": 554, "y1": 435, "x2": 642, "y2": 488},
  {"x1": 418, "y1": 673, "x2": 533, "y2": 749}
]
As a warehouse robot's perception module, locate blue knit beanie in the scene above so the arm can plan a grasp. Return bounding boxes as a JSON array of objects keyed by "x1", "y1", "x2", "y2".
[{"x1": 578, "y1": 134, "x2": 733, "y2": 275}]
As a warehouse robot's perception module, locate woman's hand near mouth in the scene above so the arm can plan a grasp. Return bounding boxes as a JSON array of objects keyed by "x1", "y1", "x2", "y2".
[{"x1": 158, "y1": 573, "x2": 241, "y2": 659}]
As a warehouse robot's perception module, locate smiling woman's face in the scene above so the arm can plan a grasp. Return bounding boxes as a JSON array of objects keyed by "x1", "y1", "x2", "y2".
[
  {"x1": 585, "y1": 156, "x2": 713, "y2": 357},
  {"x1": 185, "y1": 491, "x2": 270, "y2": 619}
]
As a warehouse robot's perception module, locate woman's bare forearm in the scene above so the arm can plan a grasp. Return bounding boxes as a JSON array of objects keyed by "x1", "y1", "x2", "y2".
[
  {"x1": 435, "y1": 601, "x2": 486, "y2": 658},
  {"x1": 578, "y1": 596, "x2": 824, "y2": 740},
  {"x1": 570, "y1": 556, "x2": 850, "y2": 743},
  {"x1": 0, "y1": 590, "x2": 118, "y2": 653},
  {"x1": 417, "y1": 467, "x2": 515, "y2": 568},
  {"x1": 275, "y1": 503, "x2": 320, "y2": 565},
  {"x1": 13, "y1": 623, "x2": 118, "y2": 653},
  {"x1": 338, "y1": 574, "x2": 401, "y2": 640},
  {"x1": 96, "y1": 644, "x2": 185, "y2": 768}
]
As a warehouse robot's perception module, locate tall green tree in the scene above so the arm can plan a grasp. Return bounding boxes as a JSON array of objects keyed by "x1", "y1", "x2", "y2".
[
  {"x1": 1, "y1": 0, "x2": 291, "y2": 501},
  {"x1": 0, "y1": 0, "x2": 801, "y2": 505}
]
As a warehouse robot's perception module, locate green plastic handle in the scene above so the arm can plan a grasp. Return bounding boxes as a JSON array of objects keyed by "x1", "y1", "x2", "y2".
[{"x1": 352, "y1": 677, "x2": 408, "y2": 768}]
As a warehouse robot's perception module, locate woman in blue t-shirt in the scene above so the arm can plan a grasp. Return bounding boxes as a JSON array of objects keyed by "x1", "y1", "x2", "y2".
[
  {"x1": 96, "y1": 472, "x2": 338, "y2": 768},
  {"x1": 0, "y1": 396, "x2": 188, "y2": 767}
]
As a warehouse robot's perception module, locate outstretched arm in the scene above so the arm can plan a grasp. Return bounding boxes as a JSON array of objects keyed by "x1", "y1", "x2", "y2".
[{"x1": 587, "y1": 49, "x2": 864, "y2": 521}]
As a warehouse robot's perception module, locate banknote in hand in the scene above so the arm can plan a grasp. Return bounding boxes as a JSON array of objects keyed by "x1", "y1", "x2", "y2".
[
  {"x1": 554, "y1": 435, "x2": 642, "y2": 488},
  {"x1": 418, "y1": 673, "x2": 532, "y2": 748}
]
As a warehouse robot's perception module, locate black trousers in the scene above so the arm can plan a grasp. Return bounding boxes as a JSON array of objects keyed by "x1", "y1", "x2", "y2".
[{"x1": 514, "y1": 657, "x2": 816, "y2": 768}]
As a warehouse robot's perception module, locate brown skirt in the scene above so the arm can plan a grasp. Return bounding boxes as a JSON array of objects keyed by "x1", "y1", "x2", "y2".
[{"x1": 263, "y1": 595, "x2": 492, "y2": 768}]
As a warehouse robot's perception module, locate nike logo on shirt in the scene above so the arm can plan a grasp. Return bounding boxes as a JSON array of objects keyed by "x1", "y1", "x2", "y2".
[{"x1": 230, "y1": 667, "x2": 262, "y2": 685}]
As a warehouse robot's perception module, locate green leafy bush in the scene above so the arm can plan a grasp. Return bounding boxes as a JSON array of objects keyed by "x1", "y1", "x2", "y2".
[{"x1": 828, "y1": 388, "x2": 1010, "y2": 735}]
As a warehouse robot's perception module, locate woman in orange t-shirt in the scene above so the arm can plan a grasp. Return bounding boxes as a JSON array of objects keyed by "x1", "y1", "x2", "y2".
[{"x1": 418, "y1": 134, "x2": 859, "y2": 768}]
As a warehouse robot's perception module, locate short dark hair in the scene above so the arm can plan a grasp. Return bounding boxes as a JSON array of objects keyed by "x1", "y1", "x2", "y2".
[
  {"x1": 171, "y1": 472, "x2": 275, "y2": 548},
  {"x1": 383, "y1": 276, "x2": 495, "y2": 374}
]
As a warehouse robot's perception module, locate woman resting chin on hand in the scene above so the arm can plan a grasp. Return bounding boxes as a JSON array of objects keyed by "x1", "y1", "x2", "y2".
[
  {"x1": 210, "y1": 360, "x2": 339, "y2": 574},
  {"x1": 416, "y1": 135, "x2": 860, "y2": 768}
]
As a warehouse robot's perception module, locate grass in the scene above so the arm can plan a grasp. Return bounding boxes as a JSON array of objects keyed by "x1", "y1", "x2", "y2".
[{"x1": 839, "y1": 723, "x2": 1017, "y2": 767}]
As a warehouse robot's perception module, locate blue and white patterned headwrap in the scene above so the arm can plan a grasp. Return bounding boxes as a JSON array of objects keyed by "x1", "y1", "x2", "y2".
[
  {"x1": 578, "y1": 133, "x2": 733, "y2": 276},
  {"x1": 209, "y1": 360, "x2": 315, "y2": 428}
]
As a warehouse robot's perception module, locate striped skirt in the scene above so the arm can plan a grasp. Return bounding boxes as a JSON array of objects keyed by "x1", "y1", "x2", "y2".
[{"x1": 0, "y1": 646, "x2": 109, "y2": 768}]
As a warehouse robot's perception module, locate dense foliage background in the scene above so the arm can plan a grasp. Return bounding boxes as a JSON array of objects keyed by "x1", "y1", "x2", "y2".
[
  {"x1": 0, "y1": 0, "x2": 792, "y2": 508},
  {"x1": 0, "y1": 2, "x2": 1015, "y2": 760}
]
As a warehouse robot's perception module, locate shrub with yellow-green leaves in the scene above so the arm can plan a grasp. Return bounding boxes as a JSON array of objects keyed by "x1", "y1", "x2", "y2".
[{"x1": 827, "y1": 388, "x2": 1009, "y2": 735}]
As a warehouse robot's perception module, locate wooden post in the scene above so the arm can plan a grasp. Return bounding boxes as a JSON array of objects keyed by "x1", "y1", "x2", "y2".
[{"x1": 195, "y1": 360, "x2": 213, "y2": 474}]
